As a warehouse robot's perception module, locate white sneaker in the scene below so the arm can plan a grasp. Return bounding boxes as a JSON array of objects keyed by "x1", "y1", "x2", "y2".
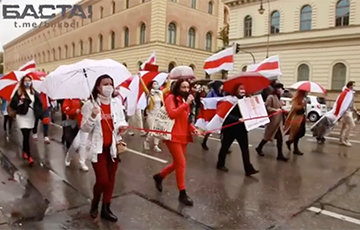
[
  {"x1": 128, "y1": 131, "x2": 134, "y2": 136},
  {"x1": 80, "y1": 163, "x2": 89, "y2": 172},
  {"x1": 140, "y1": 131, "x2": 147, "y2": 137},
  {"x1": 144, "y1": 141, "x2": 150, "y2": 150},
  {"x1": 64, "y1": 152, "x2": 71, "y2": 167},
  {"x1": 344, "y1": 141, "x2": 352, "y2": 146},
  {"x1": 44, "y1": 137, "x2": 50, "y2": 144},
  {"x1": 32, "y1": 133, "x2": 38, "y2": 140},
  {"x1": 154, "y1": 145, "x2": 162, "y2": 152}
]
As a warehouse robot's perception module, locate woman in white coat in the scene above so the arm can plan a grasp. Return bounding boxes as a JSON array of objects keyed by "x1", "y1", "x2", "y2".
[{"x1": 81, "y1": 74, "x2": 127, "y2": 222}]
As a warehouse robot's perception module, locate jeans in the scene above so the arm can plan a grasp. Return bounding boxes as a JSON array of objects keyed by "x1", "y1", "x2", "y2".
[{"x1": 21, "y1": 129, "x2": 31, "y2": 156}]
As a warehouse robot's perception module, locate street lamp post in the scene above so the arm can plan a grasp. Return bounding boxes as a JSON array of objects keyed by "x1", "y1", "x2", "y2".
[{"x1": 258, "y1": 0, "x2": 270, "y2": 58}]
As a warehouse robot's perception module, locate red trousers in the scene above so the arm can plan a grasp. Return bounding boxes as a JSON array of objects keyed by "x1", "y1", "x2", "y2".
[
  {"x1": 92, "y1": 147, "x2": 118, "y2": 204},
  {"x1": 160, "y1": 142, "x2": 187, "y2": 191}
]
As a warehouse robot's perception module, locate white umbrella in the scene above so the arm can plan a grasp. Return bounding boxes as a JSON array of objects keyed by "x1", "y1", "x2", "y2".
[
  {"x1": 40, "y1": 59, "x2": 131, "y2": 99},
  {"x1": 290, "y1": 81, "x2": 326, "y2": 93}
]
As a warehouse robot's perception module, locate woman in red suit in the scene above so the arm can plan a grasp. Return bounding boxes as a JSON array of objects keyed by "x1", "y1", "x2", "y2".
[{"x1": 152, "y1": 79, "x2": 199, "y2": 206}]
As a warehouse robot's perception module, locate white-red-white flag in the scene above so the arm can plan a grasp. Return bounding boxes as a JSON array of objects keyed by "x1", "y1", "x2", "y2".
[
  {"x1": 203, "y1": 46, "x2": 234, "y2": 75},
  {"x1": 141, "y1": 51, "x2": 156, "y2": 70},
  {"x1": 246, "y1": 55, "x2": 282, "y2": 77},
  {"x1": 195, "y1": 97, "x2": 224, "y2": 131},
  {"x1": 18, "y1": 60, "x2": 36, "y2": 72},
  {"x1": 203, "y1": 96, "x2": 238, "y2": 132}
]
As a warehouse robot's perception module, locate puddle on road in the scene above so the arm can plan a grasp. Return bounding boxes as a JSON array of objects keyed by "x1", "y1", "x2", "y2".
[{"x1": 0, "y1": 153, "x2": 50, "y2": 225}]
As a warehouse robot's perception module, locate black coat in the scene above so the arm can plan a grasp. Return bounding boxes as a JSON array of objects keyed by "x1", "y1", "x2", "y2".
[
  {"x1": 9, "y1": 90, "x2": 43, "y2": 120},
  {"x1": 223, "y1": 104, "x2": 246, "y2": 132}
]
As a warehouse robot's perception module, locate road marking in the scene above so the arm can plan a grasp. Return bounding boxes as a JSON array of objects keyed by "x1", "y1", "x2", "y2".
[
  {"x1": 304, "y1": 134, "x2": 360, "y2": 144},
  {"x1": 50, "y1": 123, "x2": 168, "y2": 164},
  {"x1": 126, "y1": 148, "x2": 168, "y2": 164},
  {"x1": 307, "y1": 207, "x2": 360, "y2": 225}
]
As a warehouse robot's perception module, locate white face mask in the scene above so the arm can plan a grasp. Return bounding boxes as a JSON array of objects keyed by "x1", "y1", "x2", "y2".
[{"x1": 102, "y1": 85, "x2": 114, "y2": 97}]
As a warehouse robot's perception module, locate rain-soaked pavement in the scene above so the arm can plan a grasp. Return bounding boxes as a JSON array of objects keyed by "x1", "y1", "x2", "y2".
[{"x1": 1, "y1": 114, "x2": 360, "y2": 229}]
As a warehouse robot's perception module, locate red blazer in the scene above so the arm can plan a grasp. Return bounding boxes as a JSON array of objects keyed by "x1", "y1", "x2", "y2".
[
  {"x1": 165, "y1": 94, "x2": 196, "y2": 144},
  {"x1": 62, "y1": 99, "x2": 82, "y2": 124}
]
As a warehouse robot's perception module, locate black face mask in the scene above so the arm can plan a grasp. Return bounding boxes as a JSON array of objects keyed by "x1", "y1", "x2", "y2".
[{"x1": 179, "y1": 91, "x2": 190, "y2": 99}]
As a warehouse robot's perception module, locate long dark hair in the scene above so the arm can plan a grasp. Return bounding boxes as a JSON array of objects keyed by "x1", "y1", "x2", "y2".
[
  {"x1": 171, "y1": 79, "x2": 191, "y2": 106},
  {"x1": 91, "y1": 74, "x2": 116, "y2": 100},
  {"x1": 147, "y1": 80, "x2": 157, "y2": 91},
  {"x1": 18, "y1": 75, "x2": 34, "y2": 95}
]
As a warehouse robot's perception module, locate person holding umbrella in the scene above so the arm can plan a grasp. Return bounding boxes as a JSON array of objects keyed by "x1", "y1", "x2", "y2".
[
  {"x1": 201, "y1": 80, "x2": 224, "y2": 150},
  {"x1": 81, "y1": 74, "x2": 128, "y2": 222}
]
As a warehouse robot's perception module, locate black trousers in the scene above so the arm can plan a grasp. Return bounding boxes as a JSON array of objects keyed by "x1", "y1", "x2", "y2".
[
  {"x1": 3, "y1": 115, "x2": 13, "y2": 132},
  {"x1": 217, "y1": 127, "x2": 253, "y2": 172},
  {"x1": 21, "y1": 128, "x2": 32, "y2": 156}
]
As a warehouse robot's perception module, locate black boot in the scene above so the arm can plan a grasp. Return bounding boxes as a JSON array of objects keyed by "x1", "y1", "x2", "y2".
[
  {"x1": 90, "y1": 200, "x2": 99, "y2": 219},
  {"x1": 256, "y1": 140, "x2": 267, "y2": 157},
  {"x1": 153, "y1": 174, "x2": 163, "y2": 192},
  {"x1": 100, "y1": 203, "x2": 118, "y2": 222},
  {"x1": 285, "y1": 140, "x2": 292, "y2": 151},
  {"x1": 179, "y1": 190, "x2": 193, "y2": 206},
  {"x1": 293, "y1": 138, "x2": 303, "y2": 155},
  {"x1": 276, "y1": 140, "x2": 288, "y2": 162},
  {"x1": 201, "y1": 142, "x2": 209, "y2": 151},
  {"x1": 245, "y1": 167, "x2": 259, "y2": 176}
]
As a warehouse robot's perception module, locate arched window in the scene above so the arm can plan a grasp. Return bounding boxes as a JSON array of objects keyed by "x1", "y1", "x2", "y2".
[
  {"x1": 270, "y1": 11, "x2": 280, "y2": 34},
  {"x1": 124, "y1": 27, "x2": 129, "y2": 47},
  {"x1": 191, "y1": 0, "x2": 196, "y2": 8},
  {"x1": 123, "y1": 62, "x2": 127, "y2": 67},
  {"x1": 336, "y1": 0, "x2": 350, "y2": 27},
  {"x1": 64, "y1": 45, "x2": 68, "y2": 58},
  {"x1": 332, "y1": 63, "x2": 346, "y2": 90},
  {"x1": 47, "y1": 50, "x2": 50, "y2": 62},
  {"x1": 111, "y1": 1, "x2": 116, "y2": 14},
  {"x1": 208, "y1": 1, "x2": 213, "y2": 14},
  {"x1": 110, "y1": 31, "x2": 115, "y2": 50},
  {"x1": 205, "y1": 73, "x2": 210, "y2": 79},
  {"x1": 99, "y1": 34, "x2": 103, "y2": 51},
  {"x1": 42, "y1": 51, "x2": 45, "y2": 62},
  {"x1": 100, "y1": 7, "x2": 104, "y2": 18},
  {"x1": 168, "y1": 23, "x2": 176, "y2": 44},
  {"x1": 72, "y1": 43, "x2": 75, "y2": 57},
  {"x1": 52, "y1": 48, "x2": 56, "y2": 61},
  {"x1": 300, "y1": 5, "x2": 312, "y2": 31},
  {"x1": 189, "y1": 64, "x2": 195, "y2": 70},
  {"x1": 297, "y1": 64, "x2": 310, "y2": 81},
  {"x1": 80, "y1": 40, "x2": 83, "y2": 55},
  {"x1": 140, "y1": 23, "x2": 146, "y2": 44},
  {"x1": 168, "y1": 62, "x2": 176, "y2": 72},
  {"x1": 89, "y1": 38, "x2": 93, "y2": 53},
  {"x1": 242, "y1": 65, "x2": 247, "y2": 72},
  {"x1": 58, "y1": 47, "x2": 61, "y2": 60},
  {"x1": 125, "y1": 0, "x2": 129, "y2": 9},
  {"x1": 244, "y1": 15, "x2": 252, "y2": 37},
  {"x1": 188, "y1": 27, "x2": 195, "y2": 48},
  {"x1": 138, "y1": 61, "x2": 143, "y2": 70},
  {"x1": 205, "y1": 32, "x2": 212, "y2": 51}
]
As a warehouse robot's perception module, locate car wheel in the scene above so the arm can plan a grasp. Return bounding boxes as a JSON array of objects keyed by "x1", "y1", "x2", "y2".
[{"x1": 308, "y1": 112, "x2": 319, "y2": 122}]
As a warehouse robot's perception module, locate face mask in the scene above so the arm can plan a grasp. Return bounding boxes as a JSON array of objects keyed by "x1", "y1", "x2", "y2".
[
  {"x1": 179, "y1": 91, "x2": 190, "y2": 98},
  {"x1": 102, "y1": 85, "x2": 114, "y2": 97},
  {"x1": 24, "y1": 82, "x2": 32, "y2": 88},
  {"x1": 153, "y1": 85, "x2": 160, "y2": 90}
]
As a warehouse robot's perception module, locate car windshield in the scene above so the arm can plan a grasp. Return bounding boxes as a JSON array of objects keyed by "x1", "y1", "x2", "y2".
[{"x1": 317, "y1": 97, "x2": 326, "y2": 104}]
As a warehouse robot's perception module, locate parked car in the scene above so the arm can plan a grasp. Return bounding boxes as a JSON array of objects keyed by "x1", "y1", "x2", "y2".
[{"x1": 280, "y1": 95, "x2": 327, "y2": 122}]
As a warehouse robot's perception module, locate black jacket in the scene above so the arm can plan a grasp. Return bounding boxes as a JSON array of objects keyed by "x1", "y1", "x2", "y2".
[
  {"x1": 9, "y1": 90, "x2": 43, "y2": 120},
  {"x1": 223, "y1": 104, "x2": 246, "y2": 132}
]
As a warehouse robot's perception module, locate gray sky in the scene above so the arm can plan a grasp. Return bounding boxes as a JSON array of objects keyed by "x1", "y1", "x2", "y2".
[{"x1": 0, "y1": 0, "x2": 79, "y2": 51}]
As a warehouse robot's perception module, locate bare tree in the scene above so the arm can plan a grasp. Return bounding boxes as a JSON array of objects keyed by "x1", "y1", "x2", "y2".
[{"x1": 218, "y1": 25, "x2": 230, "y2": 79}]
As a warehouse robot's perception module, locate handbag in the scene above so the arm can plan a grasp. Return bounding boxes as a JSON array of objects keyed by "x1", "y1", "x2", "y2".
[{"x1": 150, "y1": 106, "x2": 175, "y2": 140}]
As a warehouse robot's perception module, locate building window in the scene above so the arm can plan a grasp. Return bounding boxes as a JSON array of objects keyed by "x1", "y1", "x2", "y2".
[
  {"x1": 111, "y1": 1, "x2": 115, "y2": 14},
  {"x1": 124, "y1": 27, "x2": 129, "y2": 47},
  {"x1": 244, "y1": 15, "x2": 252, "y2": 37},
  {"x1": 336, "y1": 0, "x2": 350, "y2": 27},
  {"x1": 100, "y1": 7, "x2": 103, "y2": 18},
  {"x1": 205, "y1": 32, "x2": 212, "y2": 51},
  {"x1": 52, "y1": 48, "x2": 56, "y2": 61},
  {"x1": 188, "y1": 27, "x2": 195, "y2": 48},
  {"x1": 80, "y1": 40, "x2": 83, "y2": 55},
  {"x1": 72, "y1": 43, "x2": 75, "y2": 57},
  {"x1": 208, "y1": 1, "x2": 213, "y2": 14},
  {"x1": 191, "y1": 0, "x2": 196, "y2": 9},
  {"x1": 332, "y1": 63, "x2": 346, "y2": 90},
  {"x1": 64, "y1": 45, "x2": 68, "y2": 58},
  {"x1": 58, "y1": 47, "x2": 61, "y2": 60},
  {"x1": 205, "y1": 73, "x2": 210, "y2": 79},
  {"x1": 110, "y1": 31, "x2": 115, "y2": 50},
  {"x1": 99, "y1": 34, "x2": 103, "y2": 52},
  {"x1": 300, "y1": 5, "x2": 312, "y2": 31},
  {"x1": 125, "y1": 0, "x2": 129, "y2": 9},
  {"x1": 270, "y1": 11, "x2": 280, "y2": 34},
  {"x1": 297, "y1": 64, "x2": 310, "y2": 81},
  {"x1": 189, "y1": 64, "x2": 195, "y2": 70},
  {"x1": 47, "y1": 50, "x2": 50, "y2": 62},
  {"x1": 140, "y1": 23, "x2": 146, "y2": 44},
  {"x1": 89, "y1": 38, "x2": 92, "y2": 53},
  {"x1": 138, "y1": 61, "x2": 143, "y2": 70},
  {"x1": 168, "y1": 22, "x2": 176, "y2": 44},
  {"x1": 168, "y1": 62, "x2": 176, "y2": 72},
  {"x1": 242, "y1": 65, "x2": 247, "y2": 72},
  {"x1": 123, "y1": 62, "x2": 127, "y2": 67},
  {"x1": 42, "y1": 51, "x2": 45, "y2": 62}
]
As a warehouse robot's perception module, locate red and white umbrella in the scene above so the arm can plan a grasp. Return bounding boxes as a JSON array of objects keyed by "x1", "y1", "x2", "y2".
[
  {"x1": 289, "y1": 81, "x2": 326, "y2": 93},
  {"x1": 0, "y1": 71, "x2": 42, "y2": 101}
]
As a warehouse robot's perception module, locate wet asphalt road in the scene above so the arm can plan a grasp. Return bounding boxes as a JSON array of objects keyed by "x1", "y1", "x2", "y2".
[{"x1": 0, "y1": 114, "x2": 360, "y2": 229}]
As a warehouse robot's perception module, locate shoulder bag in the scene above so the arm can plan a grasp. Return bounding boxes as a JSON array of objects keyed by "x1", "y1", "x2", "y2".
[{"x1": 150, "y1": 106, "x2": 175, "y2": 140}]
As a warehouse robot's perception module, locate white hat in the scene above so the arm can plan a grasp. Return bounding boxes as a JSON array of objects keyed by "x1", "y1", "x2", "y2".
[{"x1": 169, "y1": 66, "x2": 195, "y2": 80}]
